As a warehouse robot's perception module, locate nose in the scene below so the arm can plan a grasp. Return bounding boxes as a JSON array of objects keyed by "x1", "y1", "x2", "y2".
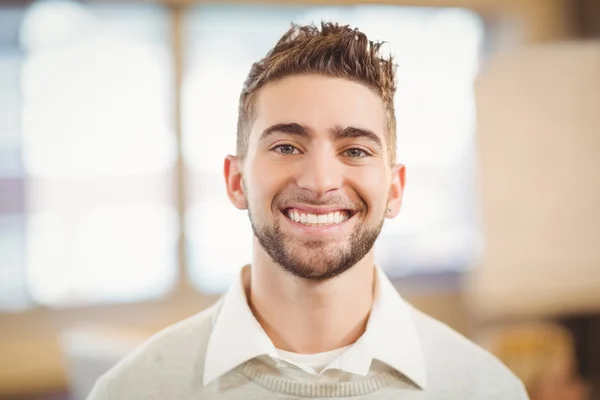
[{"x1": 295, "y1": 145, "x2": 343, "y2": 196}]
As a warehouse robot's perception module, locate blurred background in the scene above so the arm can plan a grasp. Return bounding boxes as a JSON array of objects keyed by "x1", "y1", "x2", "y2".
[{"x1": 0, "y1": 0, "x2": 598, "y2": 399}]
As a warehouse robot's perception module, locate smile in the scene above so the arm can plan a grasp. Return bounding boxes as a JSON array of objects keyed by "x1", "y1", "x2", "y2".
[{"x1": 283, "y1": 208, "x2": 352, "y2": 227}]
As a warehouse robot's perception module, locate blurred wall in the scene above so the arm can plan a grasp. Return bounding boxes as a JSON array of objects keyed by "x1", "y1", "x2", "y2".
[{"x1": 470, "y1": 42, "x2": 600, "y2": 321}]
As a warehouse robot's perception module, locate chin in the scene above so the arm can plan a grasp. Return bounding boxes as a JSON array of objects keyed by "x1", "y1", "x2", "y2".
[{"x1": 278, "y1": 251, "x2": 355, "y2": 281}]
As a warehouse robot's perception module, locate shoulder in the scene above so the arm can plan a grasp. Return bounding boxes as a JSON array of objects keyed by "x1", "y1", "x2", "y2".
[
  {"x1": 411, "y1": 308, "x2": 529, "y2": 399},
  {"x1": 411, "y1": 307, "x2": 505, "y2": 370},
  {"x1": 87, "y1": 300, "x2": 222, "y2": 400}
]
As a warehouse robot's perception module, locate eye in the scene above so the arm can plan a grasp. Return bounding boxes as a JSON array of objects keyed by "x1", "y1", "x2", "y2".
[
  {"x1": 273, "y1": 144, "x2": 300, "y2": 155},
  {"x1": 343, "y1": 148, "x2": 370, "y2": 158}
]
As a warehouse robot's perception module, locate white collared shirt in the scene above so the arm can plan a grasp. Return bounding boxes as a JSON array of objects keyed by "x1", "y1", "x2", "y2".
[
  {"x1": 203, "y1": 264, "x2": 427, "y2": 389},
  {"x1": 276, "y1": 345, "x2": 350, "y2": 374}
]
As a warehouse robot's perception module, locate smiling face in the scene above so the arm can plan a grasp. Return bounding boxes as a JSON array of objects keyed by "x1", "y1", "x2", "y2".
[{"x1": 225, "y1": 74, "x2": 404, "y2": 280}]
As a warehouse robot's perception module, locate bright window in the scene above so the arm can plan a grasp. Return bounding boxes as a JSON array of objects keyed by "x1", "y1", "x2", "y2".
[
  {"x1": 183, "y1": 5, "x2": 485, "y2": 292},
  {"x1": 0, "y1": 0, "x2": 177, "y2": 310}
]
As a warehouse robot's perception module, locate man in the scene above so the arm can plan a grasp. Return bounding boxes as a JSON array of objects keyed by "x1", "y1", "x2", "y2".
[{"x1": 88, "y1": 22, "x2": 528, "y2": 399}]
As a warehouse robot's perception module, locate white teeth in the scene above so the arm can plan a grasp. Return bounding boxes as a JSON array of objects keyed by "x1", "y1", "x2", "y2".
[
  {"x1": 333, "y1": 211, "x2": 340, "y2": 224},
  {"x1": 286, "y1": 209, "x2": 350, "y2": 227}
]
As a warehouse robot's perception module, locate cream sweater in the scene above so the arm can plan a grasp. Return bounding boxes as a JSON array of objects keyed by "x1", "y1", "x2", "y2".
[{"x1": 87, "y1": 301, "x2": 529, "y2": 399}]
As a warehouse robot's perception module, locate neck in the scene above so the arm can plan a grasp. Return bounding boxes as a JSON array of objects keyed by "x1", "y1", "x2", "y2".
[{"x1": 247, "y1": 238, "x2": 375, "y2": 354}]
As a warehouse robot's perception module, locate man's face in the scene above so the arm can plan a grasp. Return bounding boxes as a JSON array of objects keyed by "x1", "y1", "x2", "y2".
[{"x1": 226, "y1": 74, "x2": 404, "y2": 280}]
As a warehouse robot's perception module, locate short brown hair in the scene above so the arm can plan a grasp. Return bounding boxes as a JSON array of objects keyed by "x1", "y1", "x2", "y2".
[{"x1": 236, "y1": 22, "x2": 397, "y2": 164}]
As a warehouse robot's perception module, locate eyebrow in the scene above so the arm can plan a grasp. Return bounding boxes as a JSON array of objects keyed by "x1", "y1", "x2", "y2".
[
  {"x1": 259, "y1": 123, "x2": 311, "y2": 141},
  {"x1": 329, "y1": 125, "x2": 384, "y2": 150},
  {"x1": 260, "y1": 122, "x2": 384, "y2": 150}
]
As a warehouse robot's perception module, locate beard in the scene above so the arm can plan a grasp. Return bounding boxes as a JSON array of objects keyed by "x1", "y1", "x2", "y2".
[{"x1": 248, "y1": 206, "x2": 385, "y2": 281}]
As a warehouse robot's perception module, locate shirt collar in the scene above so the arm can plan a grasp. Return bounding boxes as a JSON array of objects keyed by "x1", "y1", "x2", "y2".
[
  {"x1": 203, "y1": 264, "x2": 427, "y2": 389},
  {"x1": 203, "y1": 266, "x2": 277, "y2": 386},
  {"x1": 365, "y1": 265, "x2": 427, "y2": 388},
  {"x1": 316, "y1": 265, "x2": 427, "y2": 389}
]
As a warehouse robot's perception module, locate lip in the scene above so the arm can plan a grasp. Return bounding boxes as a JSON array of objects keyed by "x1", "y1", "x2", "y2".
[
  {"x1": 280, "y1": 203, "x2": 354, "y2": 215},
  {"x1": 280, "y1": 209, "x2": 355, "y2": 236}
]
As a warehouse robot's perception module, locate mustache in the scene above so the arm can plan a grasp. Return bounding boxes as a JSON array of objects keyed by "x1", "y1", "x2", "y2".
[{"x1": 273, "y1": 191, "x2": 362, "y2": 210}]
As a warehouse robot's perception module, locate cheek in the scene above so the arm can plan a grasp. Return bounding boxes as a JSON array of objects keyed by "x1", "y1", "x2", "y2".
[
  {"x1": 246, "y1": 157, "x2": 291, "y2": 209},
  {"x1": 347, "y1": 166, "x2": 390, "y2": 214}
]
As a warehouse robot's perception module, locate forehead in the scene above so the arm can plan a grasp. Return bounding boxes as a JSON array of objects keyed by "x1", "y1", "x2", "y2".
[{"x1": 250, "y1": 74, "x2": 386, "y2": 141}]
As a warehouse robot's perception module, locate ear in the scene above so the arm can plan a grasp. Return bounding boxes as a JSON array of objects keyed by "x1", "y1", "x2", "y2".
[
  {"x1": 224, "y1": 155, "x2": 247, "y2": 210},
  {"x1": 386, "y1": 164, "x2": 405, "y2": 218}
]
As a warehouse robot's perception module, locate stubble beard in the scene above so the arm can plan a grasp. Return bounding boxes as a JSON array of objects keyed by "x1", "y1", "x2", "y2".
[{"x1": 248, "y1": 207, "x2": 385, "y2": 281}]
